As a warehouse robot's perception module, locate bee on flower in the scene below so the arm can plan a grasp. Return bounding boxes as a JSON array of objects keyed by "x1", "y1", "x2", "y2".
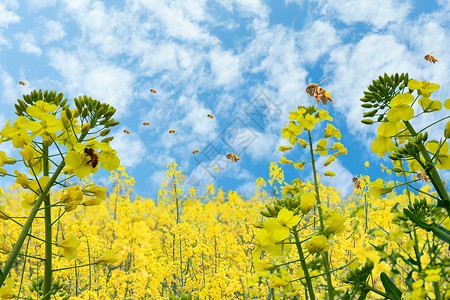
[
  {"x1": 169, "y1": 130, "x2": 175, "y2": 134},
  {"x1": 424, "y1": 52, "x2": 438, "y2": 64},
  {"x1": 226, "y1": 153, "x2": 240, "y2": 162},
  {"x1": 207, "y1": 114, "x2": 214, "y2": 119},
  {"x1": 84, "y1": 148, "x2": 98, "y2": 168},
  {"x1": 123, "y1": 129, "x2": 130, "y2": 134},
  {"x1": 352, "y1": 177, "x2": 361, "y2": 189},
  {"x1": 417, "y1": 172, "x2": 430, "y2": 182},
  {"x1": 306, "y1": 76, "x2": 334, "y2": 105}
]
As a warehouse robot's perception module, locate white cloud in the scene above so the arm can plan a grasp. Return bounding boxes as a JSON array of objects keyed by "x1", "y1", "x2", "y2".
[
  {"x1": 244, "y1": 131, "x2": 279, "y2": 161},
  {"x1": 298, "y1": 20, "x2": 340, "y2": 65},
  {"x1": 209, "y1": 47, "x2": 242, "y2": 87},
  {"x1": 216, "y1": 0, "x2": 270, "y2": 17},
  {"x1": 0, "y1": 67, "x2": 17, "y2": 105},
  {"x1": 316, "y1": 156, "x2": 353, "y2": 197},
  {"x1": 15, "y1": 32, "x2": 42, "y2": 55},
  {"x1": 180, "y1": 97, "x2": 218, "y2": 135},
  {"x1": 285, "y1": 0, "x2": 304, "y2": 6},
  {"x1": 48, "y1": 49, "x2": 135, "y2": 115},
  {"x1": 0, "y1": 4, "x2": 20, "y2": 27},
  {"x1": 27, "y1": 0, "x2": 57, "y2": 10},
  {"x1": 327, "y1": 34, "x2": 416, "y2": 142},
  {"x1": 82, "y1": 65, "x2": 134, "y2": 113},
  {"x1": 236, "y1": 179, "x2": 257, "y2": 199},
  {"x1": 111, "y1": 128, "x2": 146, "y2": 168},
  {"x1": 320, "y1": 0, "x2": 412, "y2": 29},
  {"x1": 42, "y1": 19, "x2": 65, "y2": 43}
]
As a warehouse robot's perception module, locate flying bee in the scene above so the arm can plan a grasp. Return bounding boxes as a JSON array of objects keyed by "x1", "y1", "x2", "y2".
[
  {"x1": 207, "y1": 114, "x2": 214, "y2": 119},
  {"x1": 19, "y1": 81, "x2": 26, "y2": 86},
  {"x1": 352, "y1": 177, "x2": 361, "y2": 189},
  {"x1": 192, "y1": 150, "x2": 199, "y2": 154},
  {"x1": 417, "y1": 172, "x2": 430, "y2": 182},
  {"x1": 123, "y1": 129, "x2": 130, "y2": 134},
  {"x1": 150, "y1": 89, "x2": 157, "y2": 93},
  {"x1": 226, "y1": 152, "x2": 240, "y2": 162},
  {"x1": 143, "y1": 122, "x2": 149, "y2": 126},
  {"x1": 84, "y1": 147, "x2": 98, "y2": 168},
  {"x1": 169, "y1": 129, "x2": 175, "y2": 134},
  {"x1": 424, "y1": 52, "x2": 438, "y2": 64},
  {"x1": 306, "y1": 76, "x2": 334, "y2": 105}
]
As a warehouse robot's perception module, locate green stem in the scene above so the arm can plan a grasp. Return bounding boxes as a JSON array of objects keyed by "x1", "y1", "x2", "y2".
[
  {"x1": 42, "y1": 145, "x2": 52, "y2": 300},
  {"x1": 0, "y1": 131, "x2": 88, "y2": 287},
  {"x1": 292, "y1": 226, "x2": 315, "y2": 300},
  {"x1": 0, "y1": 161, "x2": 65, "y2": 287},
  {"x1": 399, "y1": 158, "x2": 422, "y2": 272},
  {"x1": 360, "y1": 282, "x2": 390, "y2": 298},
  {"x1": 404, "y1": 121, "x2": 450, "y2": 214},
  {"x1": 307, "y1": 130, "x2": 335, "y2": 299}
]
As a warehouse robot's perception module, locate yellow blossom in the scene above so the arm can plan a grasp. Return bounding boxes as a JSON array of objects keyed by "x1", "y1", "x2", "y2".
[
  {"x1": 95, "y1": 250, "x2": 118, "y2": 265},
  {"x1": 305, "y1": 235, "x2": 330, "y2": 254},
  {"x1": 56, "y1": 234, "x2": 81, "y2": 260}
]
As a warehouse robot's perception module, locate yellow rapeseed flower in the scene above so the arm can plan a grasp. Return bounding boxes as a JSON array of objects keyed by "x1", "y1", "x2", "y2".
[
  {"x1": 300, "y1": 193, "x2": 316, "y2": 214},
  {"x1": 95, "y1": 250, "x2": 118, "y2": 265},
  {"x1": 0, "y1": 278, "x2": 14, "y2": 299},
  {"x1": 323, "y1": 123, "x2": 341, "y2": 140},
  {"x1": 305, "y1": 235, "x2": 330, "y2": 254},
  {"x1": 56, "y1": 233, "x2": 81, "y2": 260},
  {"x1": 264, "y1": 208, "x2": 300, "y2": 241}
]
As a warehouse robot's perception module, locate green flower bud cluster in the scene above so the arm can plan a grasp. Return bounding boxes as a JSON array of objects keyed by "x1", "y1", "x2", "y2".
[
  {"x1": 15, "y1": 89, "x2": 68, "y2": 116},
  {"x1": 342, "y1": 258, "x2": 374, "y2": 285},
  {"x1": 28, "y1": 277, "x2": 68, "y2": 299},
  {"x1": 360, "y1": 73, "x2": 409, "y2": 125},
  {"x1": 73, "y1": 95, "x2": 118, "y2": 129},
  {"x1": 388, "y1": 132, "x2": 428, "y2": 161},
  {"x1": 260, "y1": 196, "x2": 301, "y2": 218}
]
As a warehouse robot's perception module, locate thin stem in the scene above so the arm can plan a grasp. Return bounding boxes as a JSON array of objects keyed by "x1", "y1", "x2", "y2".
[
  {"x1": 292, "y1": 226, "x2": 315, "y2": 300},
  {"x1": 404, "y1": 121, "x2": 450, "y2": 214},
  {"x1": 0, "y1": 131, "x2": 88, "y2": 287},
  {"x1": 307, "y1": 130, "x2": 335, "y2": 299},
  {"x1": 43, "y1": 145, "x2": 52, "y2": 300}
]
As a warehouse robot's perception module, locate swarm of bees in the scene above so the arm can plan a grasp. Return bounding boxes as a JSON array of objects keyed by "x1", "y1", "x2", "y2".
[
  {"x1": 226, "y1": 153, "x2": 240, "y2": 162},
  {"x1": 207, "y1": 114, "x2": 214, "y2": 119},
  {"x1": 143, "y1": 122, "x2": 149, "y2": 126},
  {"x1": 123, "y1": 129, "x2": 130, "y2": 134},
  {"x1": 306, "y1": 76, "x2": 334, "y2": 105},
  {"x1": 19, "y1": 81, "x2": 26, "y2": 86},
  {"x1": 169, "y1": 130, "x2": 175, "y2": 134},
  {"x1": 84, "y1": 148, "x2": 98, "y2": 168},
  {"x1": 150, "y1": 89, "x2": 157, "y2": 93},
  {"x1": 192, "y1": 150, "x2": 199, "y2": 154},
  {"x1": 424, "y1": 52, "x2": 438, "y2": 64},
  {"x1": 417, "y1": 172, "x2": 430, "y2": 182},
  {"x1": 352, "y1": 177, "x2": 361, "y2": 189}
]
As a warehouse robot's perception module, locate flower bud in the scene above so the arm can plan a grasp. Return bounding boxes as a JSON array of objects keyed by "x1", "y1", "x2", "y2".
[
  {"x1": 444, "y1": 120, "x2": 450, "y2": 139},
  {"x1": 100, "y1": 128, "x2": 111, "y2": 136},
  {"x1": 81, "y1": 123, "x2": 90, "y2": 134},
  {"x1": 305, "y1": 235, "x2": 329, "y2": 254},
  {"x1": 300, "y1": 194, "x2": 316, "y2": 214}
]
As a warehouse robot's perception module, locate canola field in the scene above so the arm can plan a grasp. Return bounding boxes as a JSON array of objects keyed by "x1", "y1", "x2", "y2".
[{"x1": 0, "y1": 73, "x2": 449, "y2": 299}]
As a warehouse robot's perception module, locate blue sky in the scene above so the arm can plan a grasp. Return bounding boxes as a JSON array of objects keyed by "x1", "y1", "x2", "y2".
[{"x1": 0, "y1": 0, "x2": 449, "y2": 200}]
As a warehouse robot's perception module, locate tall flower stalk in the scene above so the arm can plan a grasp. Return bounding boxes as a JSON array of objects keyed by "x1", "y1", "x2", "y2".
[{"x1": 0, "y1": 90, "x2": 120, "y2": 298}]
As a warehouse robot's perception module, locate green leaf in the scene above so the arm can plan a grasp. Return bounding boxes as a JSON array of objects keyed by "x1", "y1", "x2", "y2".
[
  {"x1": 357, "y1": 289, "x2": 369, "y2": 300},
  {"x1": 380, "y1": 272, "x2": 402, "y2": 300},
  {"x1": 431, "y1": 224, "x2": 450, "y2": 245}
]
